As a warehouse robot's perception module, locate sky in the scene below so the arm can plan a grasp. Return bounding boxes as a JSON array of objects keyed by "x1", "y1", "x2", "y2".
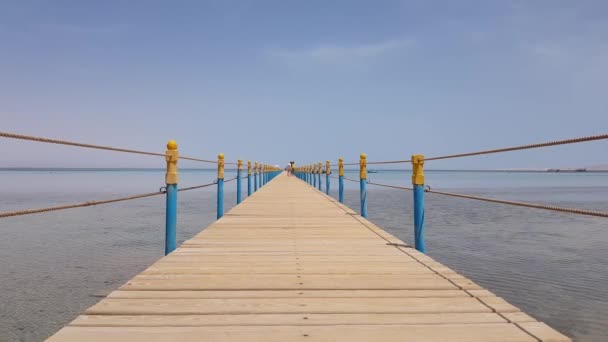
[{"x1": 1, "y1": 0, "x2": 607, "y2": 170}]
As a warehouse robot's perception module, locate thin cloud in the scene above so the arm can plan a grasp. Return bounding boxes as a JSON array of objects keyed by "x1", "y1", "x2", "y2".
[{"x1": 268, "y1": 38, "x2": 415, "y2": 64}]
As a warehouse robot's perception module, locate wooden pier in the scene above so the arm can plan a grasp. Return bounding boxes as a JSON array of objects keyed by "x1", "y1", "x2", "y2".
[{"x1": 49, "y1": 173, "x2": 569, "y2": 341}]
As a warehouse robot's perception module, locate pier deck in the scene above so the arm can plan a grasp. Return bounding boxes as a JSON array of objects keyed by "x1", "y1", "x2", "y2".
[{"x1": 49, "y1": 173, "x2": 569, "y2": 341}]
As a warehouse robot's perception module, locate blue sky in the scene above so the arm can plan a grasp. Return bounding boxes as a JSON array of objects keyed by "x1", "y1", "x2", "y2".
[{"x1": 1, "y1": 0, "x2": 607, "y2": 169}]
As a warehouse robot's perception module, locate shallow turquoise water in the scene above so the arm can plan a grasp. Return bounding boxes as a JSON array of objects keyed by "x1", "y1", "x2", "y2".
[{"x1": 0, "y1": 170, "x2": 606, "y2": 341}]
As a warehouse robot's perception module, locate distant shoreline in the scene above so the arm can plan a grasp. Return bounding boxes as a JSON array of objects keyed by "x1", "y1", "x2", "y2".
[{"x1": 1, "y1": 167, "x2": 607, "y2": 173}]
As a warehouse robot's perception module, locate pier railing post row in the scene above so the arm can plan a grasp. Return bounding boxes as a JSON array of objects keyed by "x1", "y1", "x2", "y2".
[
  {"x1": 317, "y1": 162, "x2": 322, "y2": 191},
  {"x1": 326, "y1": 160, "x2": 330, "y2": 195},
  {"x1": 164, "y1": 140, "x2": 178, "y2": 255},
  {"x1": 247, "y1": 161, "x2": 252, "y2": 196},
  {"x1": 217, "y1": 153, "x2": 225, "y2": 219},
  {"x1": 338, "y1": 157, "x2": 344, "y2": 203},
  {"x1": 254, "y1": 162, "x2": 258, "y2": 192},
  {"x1": 412, "y1": 154, "x2": 426, "y2": 253},
  {"x1": 237, "y1": 160, "x2": 243, "y2": 204},
  {"x1": 360, "y1": 153, "x2": 368, "y2": 218}
]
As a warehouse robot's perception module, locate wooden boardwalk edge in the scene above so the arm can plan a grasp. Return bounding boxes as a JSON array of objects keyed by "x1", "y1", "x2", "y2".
[{"x1": 48, "y1": 173, "x2": 570, "y2": 342}]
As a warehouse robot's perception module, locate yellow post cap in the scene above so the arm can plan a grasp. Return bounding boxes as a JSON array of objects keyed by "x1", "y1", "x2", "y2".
[
  {"x1": 218, "y1": 153, "x2": 224, "y2": 159},
  {"x1": 360, "y1": 153, "x2": 367, "y2": 159},
  {"x1": 167, "y1": 140, "x2": 178, "y2": 150},
  {"x1": 411, "y1": 154, "x2": 425, "y2": 185}
]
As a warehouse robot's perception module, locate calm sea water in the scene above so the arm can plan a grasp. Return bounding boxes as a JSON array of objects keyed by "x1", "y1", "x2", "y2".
[{"x1": 0, "y1": 169, "x2": 606, "y2": 341}]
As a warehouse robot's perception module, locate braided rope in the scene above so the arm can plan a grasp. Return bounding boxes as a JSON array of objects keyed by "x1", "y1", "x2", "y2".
[
  {"x1": 424, "y1": 133, "x2": 608, "y2": 161},
  {"x1": 367, "y1": 181, "x2": 413, "y2": 191},
  {"x1": 0, "y1": 131, "x2": 217, "y2": 163},
  {"x1": 337, "y1": 177, "x2": 607, "y2": 218},
  {"x1": 341, "y1": 133, "x2": 607, "y2": 165},
  {"x1": 0, "y1": 181, "x2": 219, "y2": 219},
  {"x1": 425, "y1": 189, "x2": 608, "y2": 218}
]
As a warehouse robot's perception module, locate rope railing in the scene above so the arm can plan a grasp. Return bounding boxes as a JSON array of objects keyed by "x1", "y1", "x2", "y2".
[
  {"x1": 423, "y1": 133, "x2": 608, "y2": 161},
  {"x1": 356, "y1": 180, "x2": 608, "y2": 218},
  {"x1": 0, "y1": 131, "x2": 218, "y2": 163},
  {"x1": 367, "y1": 181, "x2": 413, "y2": 191},
  {"x1": 0, "y1": 180, "x2": 218, "y2": 219},
  {"x1": 425, "y1": 188, "x2": 608, "y2": 218},
  {"x1": 0, "y1": 176, "x2": 242, "y2": 219},
  {"x1": 295, "y1": 133, "x2": 607, "y2": 253},
  {"x1": 1, "y1": 130, "x2": 281, "y2": 254},
  {"x1": 340, "y1": 133, "x2": 608, "y2": 165},
  {"x1": 344, "y1": 160, "x2": 409, "y2": 166}
]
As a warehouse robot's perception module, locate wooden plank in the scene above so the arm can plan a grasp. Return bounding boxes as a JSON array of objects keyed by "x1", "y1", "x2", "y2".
[
  {"x1": 107, "y1": 290, "x2": 469, "y2": 299},
  {"x1": 121, "y1": 274, "x2": 457, "y2": 290},
  {"x1": 85, "y1": 297, "x2": 491, "y2": 315},
  {"x1": 49, "y1": 324, "x2": 538, "y2": 342},
  {"x1": 70, "y1": 313, "x2": 508, "y2": 327}
]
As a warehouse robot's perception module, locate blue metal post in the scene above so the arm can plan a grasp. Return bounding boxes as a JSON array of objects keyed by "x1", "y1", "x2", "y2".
[
  {"x1": 338, "y1": 157, "x2": 344, "y2": 203},
  {"x1": 165, "y1": 184, "x2": 177, "y2": 255},
  {"x1": 259, "y1": 165, "x2": 262, "y2": 187},
  {"x1": 360, "y1": 153, "x2": 368, "y2": 218},
  {"x1": 317, "y1": 163, "x2": 322, "y2": 191},
  {"x1": 247, "y1": 161, "x2": 252, "y2": 196},
  {"x1": 307, "y1": 166, "x2": 310, "y2": 184},
  {"x1": 217, "y1": 153, "x2": 225, "y2": 219},
  {"x1": 254, "y1": 162, "x2": 258, "y2": 192},
  {"x1": 164, "y1": 140, "x2": 178, "y2": 255},
  {"x1": 313, "y1": 165, "x2": 317, "y2": 188},
  {"x1": 413, "y1": 185, "x2": 426, "y2": 252},
  {"x1": 310, "y1": 166, "x2": 312, "y2": 185},
  {"x1": 237, "y1": 160, "x2": 242, "y2": 204},
  {"x1": 325, "y1": 160, "x2": 330, "y2": 195},
  {"x1": 412, "y1": 155, "x2": 426, "y2": 252}
]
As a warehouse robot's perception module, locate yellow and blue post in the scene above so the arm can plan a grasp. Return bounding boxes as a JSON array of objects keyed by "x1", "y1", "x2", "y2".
[
  {"x1": 306, "y1": 165, "x2": 310, "y2": 184},
  {"x1": 318, "y1": 162, "x2": 322, "y2": 191},
  {"x1": 217, "y1": 153, "x2": 225, "y2": 219},
  {"x1": 309, "y1": 165, "x2": 312, "y2": 185},
  {"x1": 247, "y1": 161, "x2": 252, "y2": 196},
  {"x1": 338, "y1": 157, "x2": 344, "y2": 203},
  {"x1": 258, "y1": 163, "x2": 262, "y2": 187},
  {"x1": 310, "y1": 165, "x2": 313, "y2": 185},
  {"x1": 412, "y1": 154, "x2": 426, "y2": 253},
  {"x1": 325, "y1": 160, "x2": 331, "y2": 195},
  {"x1": 164, "y1": 140, "x2": 178, "y2": 255},
  {"x1": 360, "y1": 153, "x2": 368, "y2": 218},
  {"x1": 254, "y1": 162, "x2": 258, "y2": 192},
  {"x1": 313, "y1": 164, "x2": 317, "y2": 188},
  {"x1": 237, "y1": 160, "x2": 242, "y2": 204}
]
